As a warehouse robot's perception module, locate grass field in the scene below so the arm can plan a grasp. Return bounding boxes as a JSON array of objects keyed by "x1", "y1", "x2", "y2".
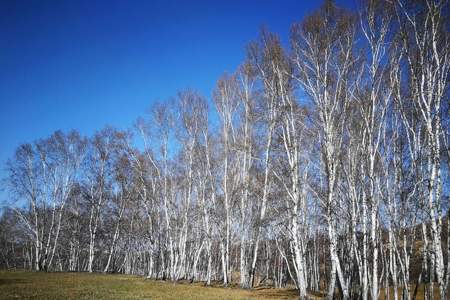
[
  {"x1": 0, "y1": 271, "x2": 444, "y2": 299},
  {"x1": 0, "y1": 271, "x2": 300, "y2": 300}
]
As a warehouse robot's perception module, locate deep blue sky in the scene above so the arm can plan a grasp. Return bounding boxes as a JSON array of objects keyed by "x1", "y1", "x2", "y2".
[{"x1": 0, "y1": 0, "x2": 354, "y2": 204}]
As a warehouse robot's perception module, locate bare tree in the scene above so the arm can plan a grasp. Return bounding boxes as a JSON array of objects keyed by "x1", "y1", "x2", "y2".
[
  {"x1": 214, "y1": 74, "x2": 240, "y2": 286},
  {"x1": 291, "y1": 2, "x2": 357, "y2": 297},
  {"x1": 6, "y1": 131, "x2": 86, "y2": 271}
]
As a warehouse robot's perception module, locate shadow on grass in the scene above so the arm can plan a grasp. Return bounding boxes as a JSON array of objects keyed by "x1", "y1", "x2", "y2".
[
  {"x1": 254, "y1": 287, "x2": 298, "y2": 298},
  {"x1": 0, "y1": 278, "x2": 27, "y2": 285}
]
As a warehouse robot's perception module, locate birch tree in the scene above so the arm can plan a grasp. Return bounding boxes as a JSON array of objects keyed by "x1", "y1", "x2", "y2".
[
  {"x1": 396, "y1": 1, "x2": 450, "y2": 298},
  {"x1": 85, "y1": 128, "x2": 120, "y2": 272},
  {"x1": 291, "y1": 2, "x2": 357, "y2": 297},
  {"x1": 246, "y1": 31, "x2": 281, "y2": 289},
  {"x1": 214, "y1": 74, "x2": 240, "y2": 286},
  {"x1": 6, "y1": 131, "x2": 86, "y2": 271}
]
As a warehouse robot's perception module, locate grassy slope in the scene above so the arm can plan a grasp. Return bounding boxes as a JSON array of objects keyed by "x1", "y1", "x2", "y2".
[{"x1": 0, "y1": 271, "x2": 300, "y2": 300}]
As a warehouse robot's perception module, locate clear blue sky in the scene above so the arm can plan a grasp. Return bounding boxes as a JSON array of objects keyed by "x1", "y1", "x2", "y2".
[{"x1": 0, "y1": 0, "x2": 354, "y2": 204}]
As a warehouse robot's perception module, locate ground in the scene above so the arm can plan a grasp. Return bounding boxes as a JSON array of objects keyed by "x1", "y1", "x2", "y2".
[
  {"x1": 0, "y1": 271, "x2": 442, "y2": 299},
  {"x1": 0, "y1": 271, "x2": 300, "y2": 300}
]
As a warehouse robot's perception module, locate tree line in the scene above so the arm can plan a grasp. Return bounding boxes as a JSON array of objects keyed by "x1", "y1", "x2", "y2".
[{"x1": 1, "y1": 0, "x2": 449, "y2": 299}]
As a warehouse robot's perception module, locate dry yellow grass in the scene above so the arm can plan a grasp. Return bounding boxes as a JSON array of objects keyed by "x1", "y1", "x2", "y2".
[
  {"x1": 0, "y1": 271, "x2": 300, "y2": 300},
  {"x1": 378, "y1": 284, "x2": 444, "y2": 300},
  {"x1": 2, "y1": 271, "x2": 444, "y2": 299}
]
